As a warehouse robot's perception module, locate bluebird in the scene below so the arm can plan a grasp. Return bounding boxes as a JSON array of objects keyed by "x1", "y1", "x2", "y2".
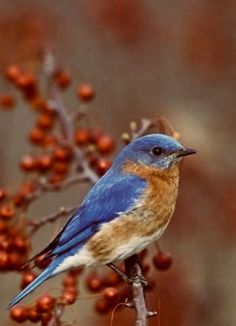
[{"x1": 9, "y1": 133, "x2": 196, "y2": 308}]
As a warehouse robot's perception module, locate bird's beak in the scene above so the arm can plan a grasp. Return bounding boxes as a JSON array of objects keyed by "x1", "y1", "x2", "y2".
[{"x1": 176, "y1": 148, "x2": 196, "y2": 158}]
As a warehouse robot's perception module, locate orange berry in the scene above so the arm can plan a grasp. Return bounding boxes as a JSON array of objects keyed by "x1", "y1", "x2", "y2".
[
  {"x1": 16, "y1": 73, "x2": 36, "y2": 90},
  {"x1": 95, "y1": 298, "x2": 110, "y2": 314},
  {"x1": 21, "y1": 271, "x2": 37, "y2": 289},
  {"x1": 74, "y1": 127, "x2": 90, "y2": 146},
  {"x1": 152, "y1": 251, "x2": 172, "y2": 271},
  {"x1": 60, "y1": 289, "x2": 77, "y2": 305},
  {"x1": 103, "y1": 287, "x2": 119, "y2": 302},
  {"x1": 28, "y1": 306, "x2": 42, "y2": 322},
  {"x1": 96, "y1": 159, "x2": 112, "y2": 176},
  {"x1": 10, "y1": 305, "x2": 28, "y2": 323},
  {"x1": 0, "y1": 188, "x2": 6, "y2": 202},
  {"x1": 97, "y1": 134, "x2": 115, "y2": 154},
  {"x1": 20, "y1": 155, "x2": 36, "y2": 172},
  {"x1": 9, "y1": 251, "x2": 27, "y2": 270},
  {"x1": 54, "y1": 147, "x2": 72, "y2": 162},
  {"x1": 5, "y1": 65, "x2": 22, "y2": 83},
  {"x1": 86, "y1": 275, "x2": 103, "y2": 292},
  {"x1": 36, "y1": 114, "x2": 54, "y2": 130},
  {"x1": 53, "y1": 162, "x2": 69, "y2": 175},
  {"x1": 37, "y1": 154, "x2": 53, "y2": 172},
  {"x1": 77, "y1": 83, "x2": 95, "y2": 102},
  {"x1": 0, "y1": 250, "x2": 9, "y2": 270},
  {"x1": 36, "y1": 294, "x2": 55, "y2": 313},
  {"x1": 0, "y1": 204, "x2": 15, "y2": 219},
  {"x1": 34, "y1": 254, "x2": 52, "y2": 269},
  {"x1": 103, "y1": 272, "x2": 121, "y2": 286},
  {"x1": 63, "y1": 275, "x2": 77, "y2": 288},
  {"x1": 13, "y1": 235, "x2": 29, "y2": 252},
  {"x1": 0, "y1": 94, "x2": 15, "y2": 109},
  {"x1": 54, "y1": 70, "x2": 71, "y2": 89},
  {"x1": 28, "y1": 128, "x2": 45, "y2": 145}
]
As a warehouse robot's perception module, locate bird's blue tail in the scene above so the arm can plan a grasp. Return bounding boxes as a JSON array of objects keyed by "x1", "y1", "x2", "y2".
[{"x1": 8, "y1": 263, "x2": 56, "y2": 309}]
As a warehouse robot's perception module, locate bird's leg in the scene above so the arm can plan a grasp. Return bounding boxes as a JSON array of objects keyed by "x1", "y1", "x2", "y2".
[
  {"x1": 107, "y1": 263, "x2": 130, "y2": 283},
  {"x1": 107, "y1": 262, "x2": 147, "y2": 286}
]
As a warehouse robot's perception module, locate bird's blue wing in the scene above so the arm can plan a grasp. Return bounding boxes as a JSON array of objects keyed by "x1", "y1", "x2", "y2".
[{"x1": 42, "y1": 174, "x2": 147, "y2": 257}]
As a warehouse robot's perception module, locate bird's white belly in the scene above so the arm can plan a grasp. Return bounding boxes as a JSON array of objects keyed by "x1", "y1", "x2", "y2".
[{"x1": 52, "y1": 225, "x2": 167, "y2": 275}]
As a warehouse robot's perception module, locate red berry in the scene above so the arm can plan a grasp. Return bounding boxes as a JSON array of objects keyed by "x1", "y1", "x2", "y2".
[
  {"x1": 34, "y1": 254, "x2": 52, "y2": 269},
  {"x1": 20, "y1": 155, "x2": 37, "y2": 172},
  {"x1": 74, "y1": 128, "x2": 90, "y2": 146},
  {"x1": 28, "y1": 128, "x2": 46, "y2": 145},
  {"x1": 54, "y1": 70, "x2": 71, "y2": 89},
  {"x1": 21, "y1": 271, "x2": 37, "y2": 289},
  {"x1": 60, "y1": 289, "x2": 77, "y2": 305},
  {"x1": 0, "y1": 250, "x2": 9, "y2": 270},
  {"x1": 63, "y1": 275, "x2": 77, "y2": 288},
  {"x1": 37, "y1": 154, "x2": 53, "y2": 172},
  {"x1": 10, "y1": 305, "x2": 28, "y2": 323},
  {"x1": 36, "y1": 114, "x2": 54, "y2": 130},
  {"x1": 0, "y1": 94, "x2": 15, "y2": 109},
  {"x1": 96, "y1": 159, "x2": 112, "y2": 176},
  {"x1": 77, "y1": 83, "x2": 95, "y2": 102},
  {"x1": 96, "y1": 134, "x2": 115, "y2": 154},
  {"x1": 5, "y1": 65, "x2": 22, "y2": 82},
  {"x1": 28, "y1": 306, "x2": 42, "y2": 322},
  {"x1": 103, "y1": 287, "x2": 119, "y2": 302},
  {"x1": 86, "y1": 275, "x2": 103, "y2": 292},
  {"x1": 95, "y1": 298, "x2": 110, "y2": 314},
  {"x1": 36, "y1": 294, "x2": 55, "y2": 313},
  {"x1": 152, "y1": 251, "x2": 172, "y2": 271},
  {"x1": 0, "y1": 204, "x2": 15, "y2": 219},
  {"x1": 0, "y1": 188, "x2": 6, "y2": 202}
]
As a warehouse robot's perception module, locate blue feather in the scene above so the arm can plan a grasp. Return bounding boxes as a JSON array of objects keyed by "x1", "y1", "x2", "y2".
[{"x1": 8, "y1": 262, "x2": 57, "y2": 309}]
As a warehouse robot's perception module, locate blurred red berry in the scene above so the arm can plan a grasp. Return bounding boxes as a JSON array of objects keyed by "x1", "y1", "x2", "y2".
[
  {"x1": 37, "y1": 154, "x2": 53, "y2": 172},
  {"x1": 13, "y1": 235, "x2": 29, "y2": 252},
  {"x1": 0, "y1": 250, "x2": 9, "y2": 270},
  {"x1": 20, "y1": 155, "x2": 37, "y2": 172},
  {"x1": 95, "y1": 298, "x2": 110, "y2": 314},
  {"x1": 74, "y1": 127, "x2": 90, "y2": 146},
  {"x1": 0, "y1": 204, "x2": 15, "y2": 219},
  {"x1": 63, "y1": 275, "x2": 77, "y2": 288},
  {"x1": 36, "y1": 294, "x2": 55, "y2": 313},
  {"x1": 0, "y1": 188, "x2": 6, "y2": 202},
  {"x1": 5, "y1": 65, "x2": 22, "y2": 83},
  {"x1": 54, "y1": 147, "x2": 72, "y2": 162},
  {"x1": 60, "y1": 289, "x2": 77, "y2": 305},
  {"x1": 97, "y1": 134, "x2": 115, "y2": 154},
  {"x1": 9, "y1": 251, "x2": 27, "y2": 270},
  {"x1": 0, "y1": 94, "x2": 15, "y2": 110},
  {"x1": 103, "y1": 287, "x2": 120, "y2": 302},
  {"x1": 28, "y1": 306, "x2": 42, "y2": 322},
  {"x1": 21, "y1": 271, "x2": 37, "y2": 289},
  {"x1": 152, "y1": 251, "x2": 173, "y2": 271},
  {"x1": 54, "y1": 70, "x2": 71, "y2": 89},
  {"x1": 34, "y1": 254, "x2": 52, "y2": 269},
  {"x1": 77, "y1": 83, "x2": 95, "y2": 102},
  {"x1": 96, "y1": 158, "x2": 112, "y2": 176},
  {"x1": 10, "y1": 305, "x2": 28, "y2": 323},
  {"x1": 86, "y1": 275, "x2": 103, "y2": 292},
  {"x1": 103, "y1": 272, "x2": 121, "y2": 286},
  {"x1": 36, "y1": 114, "x2": 54, "y2": 130},
  {"x1": 29, "y1": 128, "x2": 46, "y2": 145}
]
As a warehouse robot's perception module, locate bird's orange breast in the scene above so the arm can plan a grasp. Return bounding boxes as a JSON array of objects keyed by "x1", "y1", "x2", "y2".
[{"x1": 86, "y1": 162, "x2": 180, "y2": 264}]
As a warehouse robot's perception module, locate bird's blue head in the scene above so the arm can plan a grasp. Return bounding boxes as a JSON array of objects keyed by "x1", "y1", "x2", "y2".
[{"x1": 114, "y1": 134, "x2": 196, "y2": 170}]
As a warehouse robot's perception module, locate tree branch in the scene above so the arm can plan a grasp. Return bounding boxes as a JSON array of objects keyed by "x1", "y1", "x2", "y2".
[{"x1": 125, "y1": 255, "x2": 157, "y2": 326}]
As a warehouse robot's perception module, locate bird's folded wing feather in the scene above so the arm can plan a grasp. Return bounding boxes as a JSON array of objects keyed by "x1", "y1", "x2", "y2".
[{"x1": 35, "y1": 174, "x2": 147, "y2": 259}]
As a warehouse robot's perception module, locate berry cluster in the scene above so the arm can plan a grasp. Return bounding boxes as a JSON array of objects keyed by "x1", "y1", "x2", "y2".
[{"x1": 0, "y1": 55, "x2": 174, "y2": 325}]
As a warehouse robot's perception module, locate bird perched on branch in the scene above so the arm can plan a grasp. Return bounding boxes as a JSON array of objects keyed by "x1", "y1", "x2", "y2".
[{"x1": 9, "y1": 133, "x2": 196, "y2": 308}]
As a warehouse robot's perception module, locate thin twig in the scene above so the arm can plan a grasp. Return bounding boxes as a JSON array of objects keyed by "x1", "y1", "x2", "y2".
[{"x1": 28, "y1": 206, "x2": 77, "y2": 235}]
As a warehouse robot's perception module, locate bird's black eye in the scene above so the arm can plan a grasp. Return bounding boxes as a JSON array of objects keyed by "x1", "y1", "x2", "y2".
[{"x1": 152, "y1": 147, "x2": 163, "y2": 156}]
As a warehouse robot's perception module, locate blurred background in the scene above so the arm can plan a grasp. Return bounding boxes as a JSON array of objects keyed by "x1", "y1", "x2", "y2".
[{"x1": 0, "y1": 0, "x2": 236, "y2": 325}]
